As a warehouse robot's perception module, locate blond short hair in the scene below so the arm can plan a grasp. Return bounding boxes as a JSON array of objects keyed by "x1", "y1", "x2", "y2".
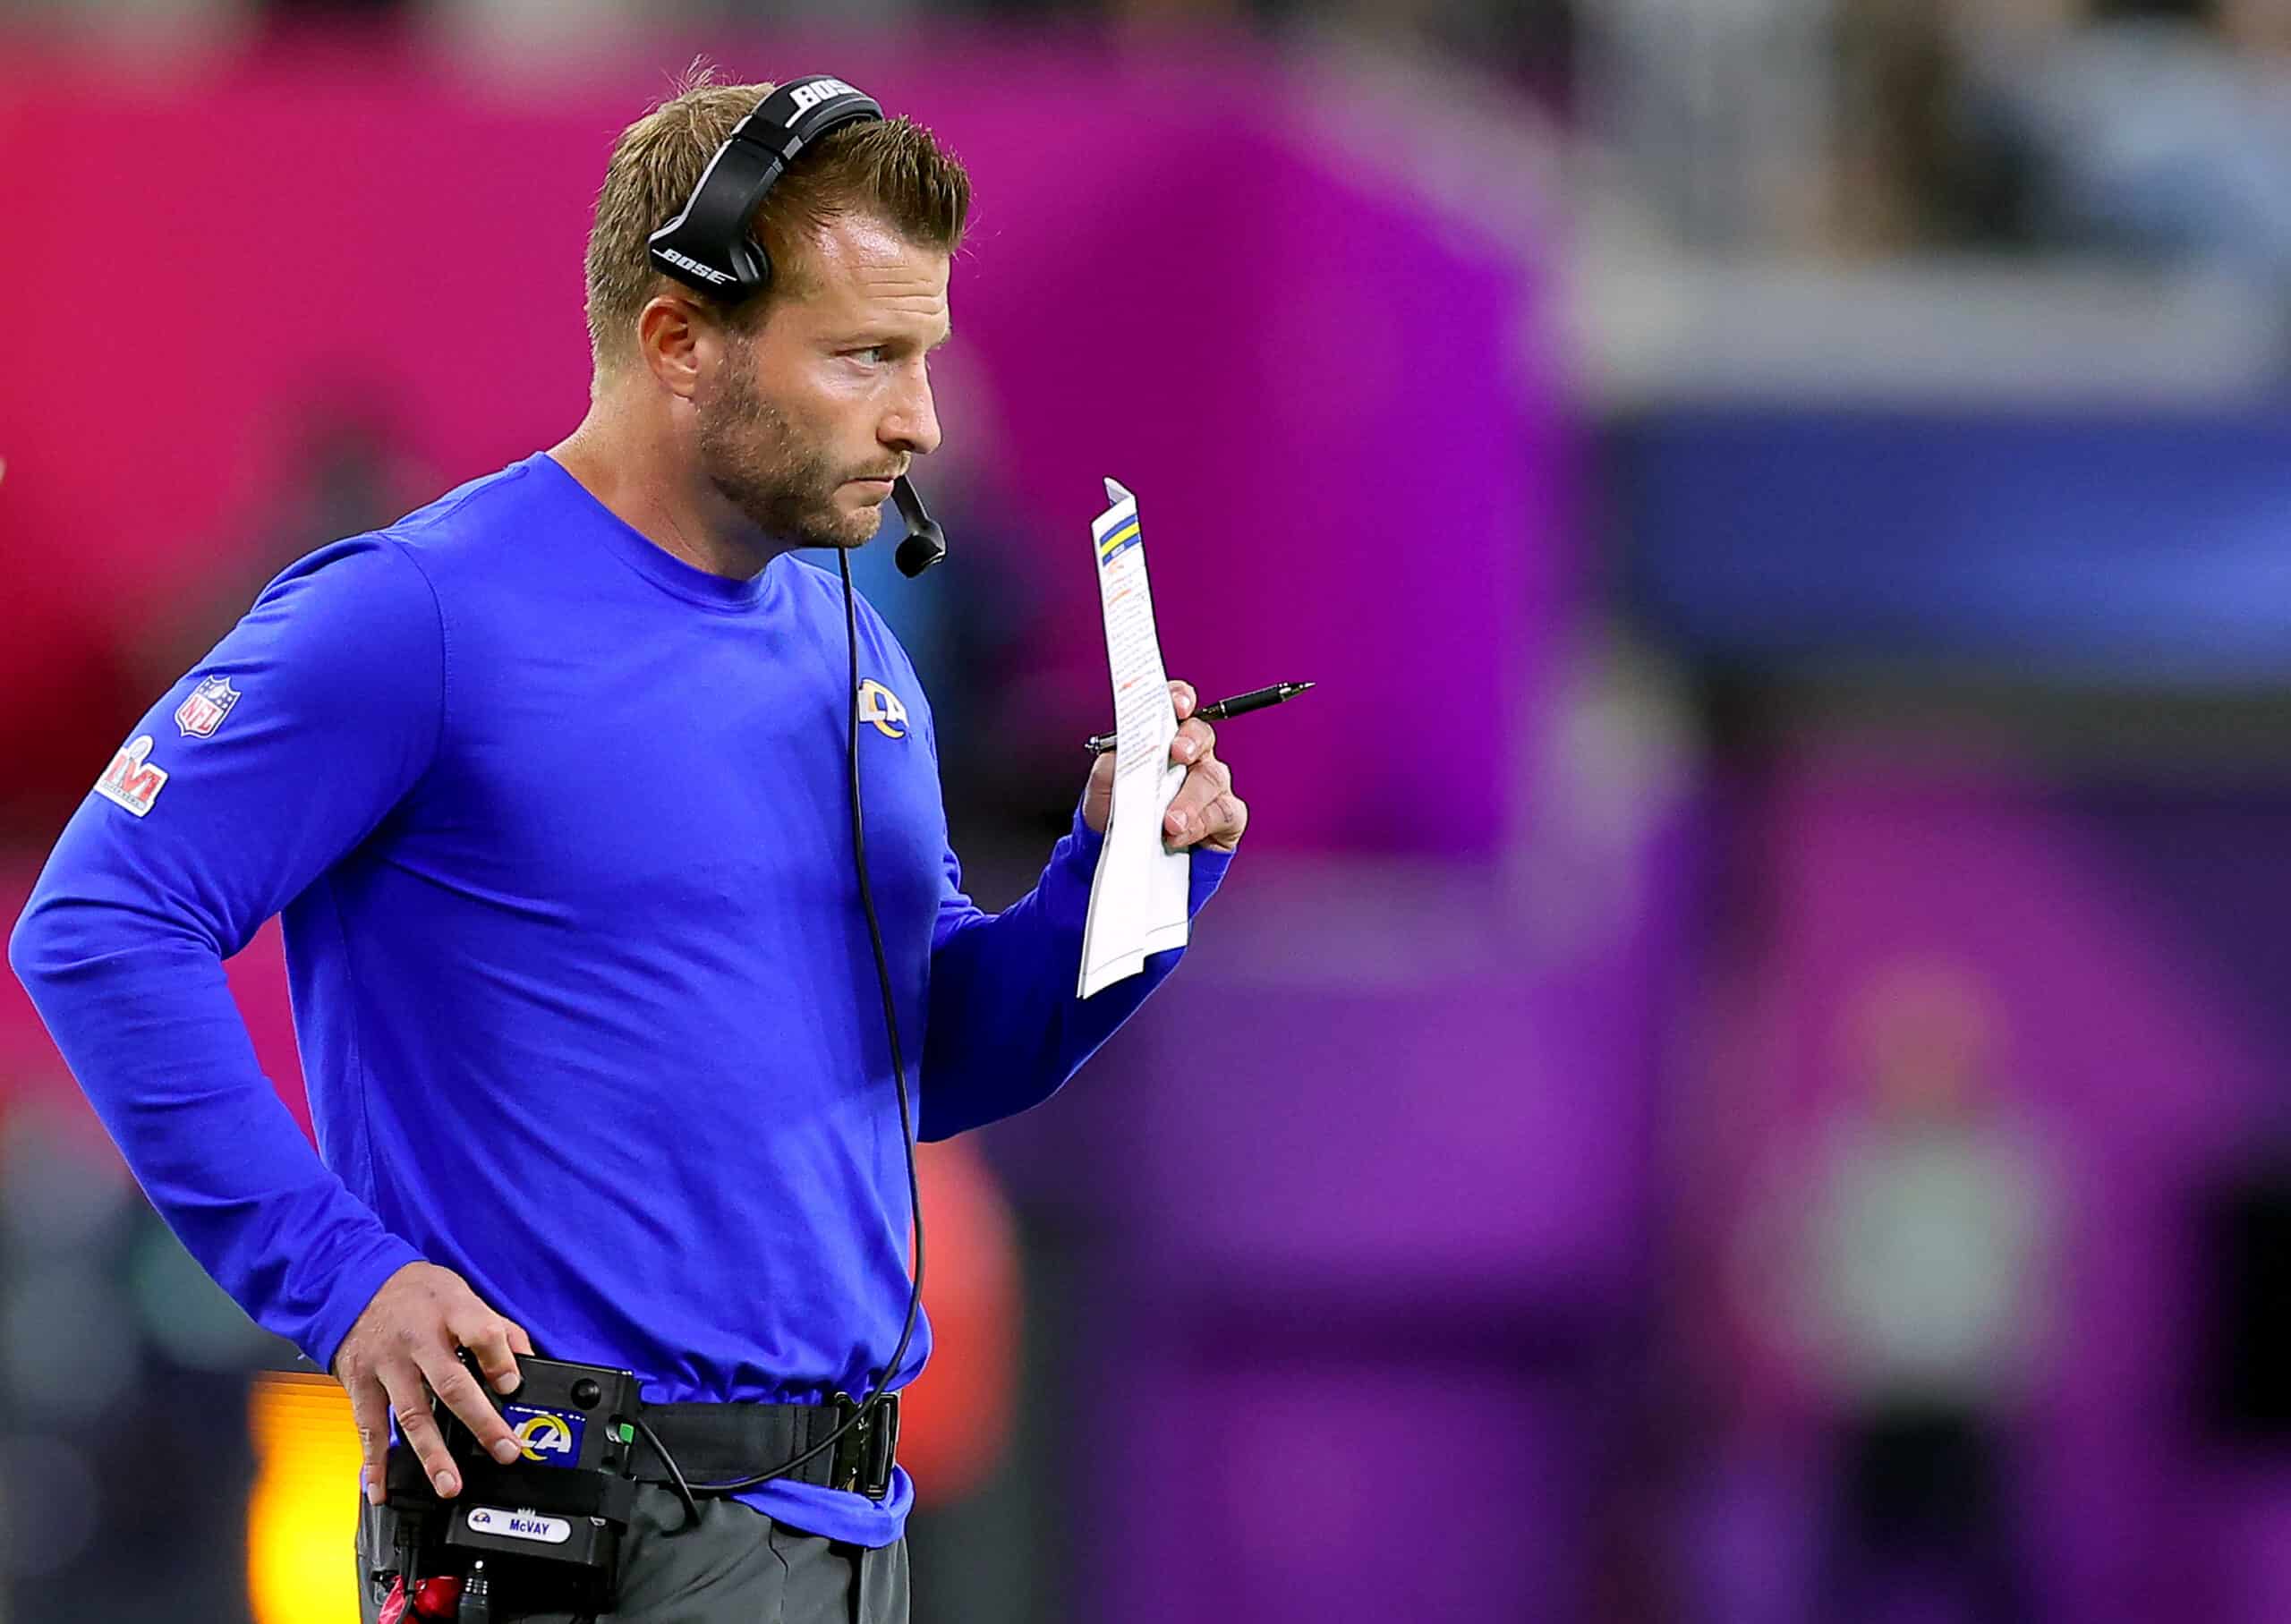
[{"x1": 583, "y1": 64, "x2": 971, "y2": 372}]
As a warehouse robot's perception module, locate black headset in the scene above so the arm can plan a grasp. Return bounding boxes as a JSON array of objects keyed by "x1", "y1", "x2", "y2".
[{"x1": 648, "y1": 73, "x2": 948, "y2": 579}]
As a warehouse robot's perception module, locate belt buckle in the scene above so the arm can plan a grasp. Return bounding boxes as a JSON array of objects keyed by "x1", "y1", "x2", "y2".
[{"x1": 829, "y1": 1390, "x2": 899, "y2": 1501}]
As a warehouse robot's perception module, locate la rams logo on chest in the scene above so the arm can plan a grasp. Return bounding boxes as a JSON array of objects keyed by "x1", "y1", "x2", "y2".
[{"x1": 857, "y1": 679, "x2": 910, "y2": 740}]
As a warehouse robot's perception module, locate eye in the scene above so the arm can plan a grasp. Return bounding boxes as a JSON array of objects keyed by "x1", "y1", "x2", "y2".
[{"x1": 846, "y1": 345, "x2": 888, "y2": 365}]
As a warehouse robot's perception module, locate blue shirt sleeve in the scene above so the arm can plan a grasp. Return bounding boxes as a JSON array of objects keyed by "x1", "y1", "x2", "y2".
[
  {"x1": 6, "y1": 537, "x2": 442, "y2": 1370},
  {"x1": 919, "y1": 790, "x2": 1232, "y2": 1143}
]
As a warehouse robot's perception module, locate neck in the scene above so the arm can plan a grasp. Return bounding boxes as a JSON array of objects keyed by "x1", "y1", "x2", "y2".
[{"x1": 548, "y1": 383, "x2": 782, "y2": 580}]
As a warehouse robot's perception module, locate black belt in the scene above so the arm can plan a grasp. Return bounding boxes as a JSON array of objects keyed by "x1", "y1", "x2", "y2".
[{"x1": 629, "y1": 1391, "x2": 900, "y2": 1501}]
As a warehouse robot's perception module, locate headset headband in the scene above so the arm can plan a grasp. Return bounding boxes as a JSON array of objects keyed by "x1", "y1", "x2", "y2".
[{"x1": 647, "y1": 75, "x2": 884, "y2": 301}]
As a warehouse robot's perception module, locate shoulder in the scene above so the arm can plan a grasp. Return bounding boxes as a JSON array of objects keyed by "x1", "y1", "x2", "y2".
[
  {"x1": 778, "y1": 553, "x2": 906, "y2": 649},
  {"x1": 190, "y1": 532, "x2": 448, "y2": 757},
  {"x1": 249, "y1": 532, "x2": 438, "y2": 635},
  {"x1": 226, "y1": 536, "x2": 445, "y2": 735},
  {"x1": 258, "y1": 455, "x2": 582, "y2": 638},
  {"x1": 778, "y1": 552, "x2": 862, "y2": 608},
  {"x1": 377, "y1": 454, "x2": 558, "y2": 574},
  {"x1": 391, "y1": 453, "x2": 553, "y2": 537}
]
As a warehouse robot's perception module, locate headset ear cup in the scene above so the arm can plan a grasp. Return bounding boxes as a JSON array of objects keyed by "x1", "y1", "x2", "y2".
[{"x1": 647, "y1": 76, "x2": 884, "y2": 301}]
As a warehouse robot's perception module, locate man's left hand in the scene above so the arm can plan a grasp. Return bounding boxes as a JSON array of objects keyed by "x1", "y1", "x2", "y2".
[{"x1": 1082, "y1": 680, "x2": 1248, "y2": 853}]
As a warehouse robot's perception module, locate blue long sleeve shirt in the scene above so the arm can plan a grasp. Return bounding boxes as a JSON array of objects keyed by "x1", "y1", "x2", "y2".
[{"x1": 7, "y1": 452, "x2": 1229, "y2": 1546}]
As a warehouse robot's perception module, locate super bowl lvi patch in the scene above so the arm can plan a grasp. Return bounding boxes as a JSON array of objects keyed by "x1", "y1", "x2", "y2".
[{"x1": 94, "y1": 735, "x2": 168, "y2": 818}]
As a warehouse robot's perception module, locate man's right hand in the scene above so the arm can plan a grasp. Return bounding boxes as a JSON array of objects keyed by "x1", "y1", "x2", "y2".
[{"x1": 333, "y1": 1261, "x2": 535, "y2": 1505}]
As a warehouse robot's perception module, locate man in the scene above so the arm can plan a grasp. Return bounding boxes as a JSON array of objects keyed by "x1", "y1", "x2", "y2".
[
  {"x1": 1797, "y1": 959, "x2": 2047, "y2": 1624},
  {"x1": 7, "y1": 70, "x2": 1243, "y2": 1623}
]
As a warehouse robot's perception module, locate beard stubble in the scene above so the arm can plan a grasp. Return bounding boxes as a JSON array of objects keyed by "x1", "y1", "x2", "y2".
[{"x1": 694, "y1": 353, "x2": 885, "y2": 553}]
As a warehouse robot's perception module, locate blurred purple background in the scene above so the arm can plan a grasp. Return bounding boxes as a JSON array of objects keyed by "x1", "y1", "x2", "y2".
[{"x1": 11, "y1": 3, "x2": 2291, "y2": 1621}]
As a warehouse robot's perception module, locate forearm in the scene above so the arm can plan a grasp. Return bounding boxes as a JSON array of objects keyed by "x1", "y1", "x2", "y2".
[
  {"x1": 918, "y1": 810, "x2": 1231, "y2": 1140},
  {"x1": 9, "y1": 896, "x2": 420, "y2": 1369}
]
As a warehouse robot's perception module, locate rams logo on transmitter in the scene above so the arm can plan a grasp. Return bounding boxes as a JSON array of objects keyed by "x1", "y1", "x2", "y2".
[
  {"x1": 503, "y1": 1404, "x2": 584, "y2": 1466},
  {"x1": 857, "y1": 679, "x2": 909, "y2": 740}
]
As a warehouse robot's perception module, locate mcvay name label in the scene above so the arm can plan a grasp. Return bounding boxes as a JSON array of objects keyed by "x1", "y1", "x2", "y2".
[{"x1": 466, "y1": 1506, "x2": 572, "y2": 1545}]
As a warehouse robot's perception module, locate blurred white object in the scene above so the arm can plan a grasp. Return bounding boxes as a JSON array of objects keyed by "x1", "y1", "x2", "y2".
[
  {"x1": 1578, "y1": 0, "x2": 1836, "y2": 249},
  {"x1": 0, "y1": 0, "x2": 255, "y2": 52},
  {"x1": 418, "y1": 0, "x2": 916, "y2": 58},
  {"x1": 417, "y1": 0, "x2": 643, "y2": 59},
  {"x1": 1573, "y1": 249, "x2": 2291, "y2": 408},
  {"x1": 1975, "y1": 18, "x2": 2291, "y2": 277}
]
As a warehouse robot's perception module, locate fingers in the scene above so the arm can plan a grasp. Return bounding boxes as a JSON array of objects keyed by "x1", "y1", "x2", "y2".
[
  {"x1": 1095, "y1": 684, "x2": 1200, "y2": 761},
  {"x1": 330, "y1": 1262, "x2": 533, "y2": 1508},
  {"x1": 1198, "y1": 790, "x2": 1249, "y2": 850},
  {"x1": 1169, "y1": 717, "x2": 1215, "y2": 767},
  {"x1": 349, "y1": 1373, "x2": 394, "y2": 1506},
  {"x1": 417, "y1": 1340, "x2": 523, "y2": 1470},
  {"x1": 1099, "y1": 684, "x2": 1217, "y2": 846},
  {"x1": 457, "y1": 1309, "x2": 527, "y2": 1398},
  {"x1": 1082, "y1": 745, "x2": 1116, "y2": 835},
  {"x1": 380, "y1": 1363, "x2": 462, "y2": 1500},
  {"x1": 1163, "y1": 754, "x2": 1239, "y2": 847},
  {"x1": 1167, "y1": 788, "x2": 1246, "y2": 849}
]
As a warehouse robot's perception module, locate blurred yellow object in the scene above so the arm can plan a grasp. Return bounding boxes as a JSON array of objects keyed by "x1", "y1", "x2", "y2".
[{"x1": 247, "y1": 1371, "x2": 361, "y2": 1624}]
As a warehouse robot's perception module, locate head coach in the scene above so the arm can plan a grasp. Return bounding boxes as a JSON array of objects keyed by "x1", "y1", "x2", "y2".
[{"x1": 7, "y1": 66, "x2": 1245, "y2": 1624}]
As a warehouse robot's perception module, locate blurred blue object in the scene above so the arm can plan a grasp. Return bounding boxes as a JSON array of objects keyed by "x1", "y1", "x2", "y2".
[{"x1": 1617, "y1": 404, "x2": 2291, "y2": 682}]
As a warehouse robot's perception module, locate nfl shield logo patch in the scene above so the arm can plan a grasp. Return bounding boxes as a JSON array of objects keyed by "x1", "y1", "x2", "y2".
[{"x1": 174, "y1": 675, "x2": 241, "y2": 739}]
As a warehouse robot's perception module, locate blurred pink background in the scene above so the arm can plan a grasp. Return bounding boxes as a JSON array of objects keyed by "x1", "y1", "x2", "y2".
[{"x1": 13, "y1": 4, "x2": 2291, "y2": 1621}]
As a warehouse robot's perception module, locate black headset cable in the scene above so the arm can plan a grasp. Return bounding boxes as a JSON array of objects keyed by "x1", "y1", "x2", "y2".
[{"x1": 655, "y1": 548, "x2": 926, "y2": 1525}]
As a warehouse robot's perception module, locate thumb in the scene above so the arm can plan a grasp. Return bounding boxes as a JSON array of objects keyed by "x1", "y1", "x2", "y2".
[{"x1": 1083, "y1": 750, "x2": 1115, "y2": 833}]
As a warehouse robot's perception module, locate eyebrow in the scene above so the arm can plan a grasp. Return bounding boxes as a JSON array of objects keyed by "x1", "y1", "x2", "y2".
[{"x1": 827, "y1": 325, "x2": 954, "y2": 352}]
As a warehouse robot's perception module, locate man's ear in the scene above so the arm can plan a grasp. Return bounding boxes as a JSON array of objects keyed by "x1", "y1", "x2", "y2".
[{"x1": 637, "y1": 293, "x2": 717, "y2": 400}]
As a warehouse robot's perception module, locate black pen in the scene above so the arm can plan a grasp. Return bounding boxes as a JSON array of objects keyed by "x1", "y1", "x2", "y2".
[{"x1": 1086, "y1": 681, "x2": 1316, "y2": 755}]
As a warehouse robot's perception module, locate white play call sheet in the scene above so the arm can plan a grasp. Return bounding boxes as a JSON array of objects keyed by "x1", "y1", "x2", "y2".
[{"x1": 1077, "y1": 478, "x2": 1192, "y2": 998}]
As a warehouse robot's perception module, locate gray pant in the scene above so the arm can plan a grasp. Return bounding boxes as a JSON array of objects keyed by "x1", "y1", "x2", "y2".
[{"x1": 356, "y1": 1484, "x2": 908, "y2": 1623}]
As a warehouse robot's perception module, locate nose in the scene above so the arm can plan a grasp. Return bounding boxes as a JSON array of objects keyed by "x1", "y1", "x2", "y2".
[{"x1": 881, "y1": 360, "x2": 941, "y2": 459}]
